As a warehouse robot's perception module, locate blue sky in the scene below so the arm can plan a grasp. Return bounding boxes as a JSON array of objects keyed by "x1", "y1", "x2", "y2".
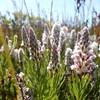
[{"x1": 0, "y1": 0, "x2": 100, "y2": 23}]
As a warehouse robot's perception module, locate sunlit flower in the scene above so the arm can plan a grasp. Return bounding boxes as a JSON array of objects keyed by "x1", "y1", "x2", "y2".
[
  {"x1": 29, "y1": 27, "x2": 40, "y2": 61},
  {"x1": 42, "y1": 24, "x2": 49, "y2": 45},
  {"x1": 47, "y1": 23, "x2": 61, "y2": 71},
  {"x1": 50, "y1": 23, "x2": 61, "y2": 47},
  {"x1": 47, "y1": 42, "x2": 60, "y2": 71},
  {"x1": 41, "y1": 24, "x2": 50, "y2": 52},
  {"x1": 70, "y1": 26, "x2": 97, "y2": 75},
  {"x1": 58, "y1": 26, "x2": 68, "y2": 52}
]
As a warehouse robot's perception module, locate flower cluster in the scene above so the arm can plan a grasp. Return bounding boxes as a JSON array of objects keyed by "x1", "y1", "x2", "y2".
[
  {"x1": 57, "y1": 26, "x2": 68, "y2": 53},
  {"x1": 70, "y1": 27, "x2": 97, "y2": 75},
  {"x1": 50, "y1": 23, "x2": 61, "y2": 47},
  {"x1": 29, "y1": 27, "x2": 40, "y2": 61},
  {"x1": 47, "y1": 24, "x2": 69, "y2": 71},
  {"x1": 47, "y1": 23, "x2": 61, "y2": 71},
  {"x1": 47, "y1": 42, "x2": 60, "y2": 71},
  {"x1": 21, "y1": 26, "x2": 30, "y2": 48},
  {"x1": 21, "y1": 26, "x2": 41, "y2": 61},
  {"x1": 41, "y1": 23, "x2": 50, "y2": 52}
]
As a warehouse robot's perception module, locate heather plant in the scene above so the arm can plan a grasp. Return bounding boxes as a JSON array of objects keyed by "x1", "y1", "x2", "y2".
[
  {"x1": 70, "y1": 27, "x2": 97, "y2": 75},
  {"x1": 29, "y1": 26, "x2": 40, "y2": 61},
  {"x1": 64, "y1": 26, "x2": 100, "y2": 100},
  {"x1": 0, "y1": 13, "x2": 100, "y2": 100}
]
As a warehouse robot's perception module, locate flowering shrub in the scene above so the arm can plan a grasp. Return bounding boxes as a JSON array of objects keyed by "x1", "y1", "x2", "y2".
[{"x1": 0, "y1": 22, "x2": 100, "y2": 100}]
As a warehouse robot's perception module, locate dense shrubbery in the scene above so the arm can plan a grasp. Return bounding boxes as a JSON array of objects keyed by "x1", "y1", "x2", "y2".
[
  {"x1": 0, "y1": 14, "x2": 100, "y2": 99},
  {"x1": 0, "y1": 0, "x2": 100, "y2": 99}
]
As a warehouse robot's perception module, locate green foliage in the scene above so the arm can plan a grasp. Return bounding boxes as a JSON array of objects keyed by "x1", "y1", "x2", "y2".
[
  {"x1": 67, "y1": 73, "x2": 92, "y2": 100},
  {"x1": 0, "y1": 27, "x2": 20, "y2": 100},
  {"x1": 0, "y1": 10, "x2": 100, "y2": 100},
  {"x1": 22, "y1": 50, "x2": 65, "y2": 100}
]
